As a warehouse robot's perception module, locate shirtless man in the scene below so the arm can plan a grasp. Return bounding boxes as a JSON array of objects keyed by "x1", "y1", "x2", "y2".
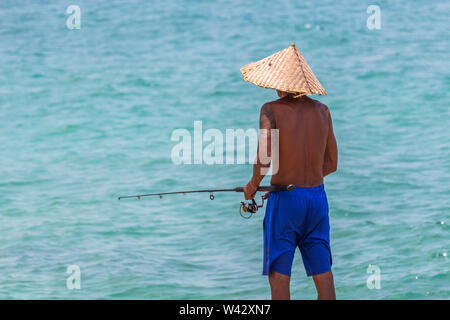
[{"x1": 243, "y1": 90, "x2": 338, "y2": 300}]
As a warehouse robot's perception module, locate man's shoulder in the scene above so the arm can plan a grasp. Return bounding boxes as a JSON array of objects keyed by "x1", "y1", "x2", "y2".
[
  {"x1": 263, "y1": 98, "x2": 280, "y2": 106},
  {"x1": 261, "y1": 97, "x2": 330, "y2": 113},
  {"x1": 259, "y1": 99, "x2": 278, "y2": 114},
  {"x1": 308, "y1": 97, "x2": 329, "y2": 112},
  {"x1": 261, "y1": 97, "x2": 291, "y2": 109}
]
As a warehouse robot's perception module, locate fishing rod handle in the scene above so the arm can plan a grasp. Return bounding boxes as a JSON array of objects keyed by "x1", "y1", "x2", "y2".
[{"x1": 235, "y1": 184, "x2": 295, "y2": 192}]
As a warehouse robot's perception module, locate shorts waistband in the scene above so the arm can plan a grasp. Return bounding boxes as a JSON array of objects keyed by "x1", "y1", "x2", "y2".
[{"x1": 272, "y1": 184, "x2": 324, "y2": 193}]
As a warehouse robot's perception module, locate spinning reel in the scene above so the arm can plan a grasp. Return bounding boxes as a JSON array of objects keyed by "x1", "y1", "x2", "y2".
[{"x1": 239, "y1": 196, "x2": 265, "y2": 219}]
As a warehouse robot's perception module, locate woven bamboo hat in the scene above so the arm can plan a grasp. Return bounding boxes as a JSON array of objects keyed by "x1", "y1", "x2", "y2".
[{"x1": 240, "y1": 43, "x2": 327, "y2": 96}]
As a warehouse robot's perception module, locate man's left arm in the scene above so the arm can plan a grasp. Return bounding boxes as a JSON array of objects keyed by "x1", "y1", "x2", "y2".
[{"x1": 244, "y1": 103, "x2": 275, "y2": 200}]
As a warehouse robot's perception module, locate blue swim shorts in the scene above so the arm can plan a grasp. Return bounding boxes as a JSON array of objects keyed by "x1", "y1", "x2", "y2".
[{"x1": 262, "y1": 184, "x2": 332, "y2": 277}]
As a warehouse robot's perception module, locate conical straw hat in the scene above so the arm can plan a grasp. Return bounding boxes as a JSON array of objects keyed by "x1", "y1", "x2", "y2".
[{"x1": 240, "y1": 43, "x2": 327, "y2": 96}]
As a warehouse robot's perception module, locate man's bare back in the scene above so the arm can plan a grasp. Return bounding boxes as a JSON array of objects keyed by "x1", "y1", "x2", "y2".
[
  {"x1": 268, "y1": 94, "x2": 338, "y2": 187},
  {"x1": 244, "y1": 93, "x2": 338, "y2": 193}
]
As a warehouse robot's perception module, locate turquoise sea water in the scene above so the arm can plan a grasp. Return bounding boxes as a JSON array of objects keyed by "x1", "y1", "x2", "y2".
[{"x1": 0, "y1": 0, "x2": 449, "y2": 299}]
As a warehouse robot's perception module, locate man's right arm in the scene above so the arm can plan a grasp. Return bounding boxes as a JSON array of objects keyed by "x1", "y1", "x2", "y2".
[{"x1": 323, "y1": 107, "x2": 338, "y2": 177}]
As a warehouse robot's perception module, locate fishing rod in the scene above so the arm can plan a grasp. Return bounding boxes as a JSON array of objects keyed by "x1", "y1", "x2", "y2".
[{"x1": 118, "y1": 184, "x2": 295, "y2": 219}]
